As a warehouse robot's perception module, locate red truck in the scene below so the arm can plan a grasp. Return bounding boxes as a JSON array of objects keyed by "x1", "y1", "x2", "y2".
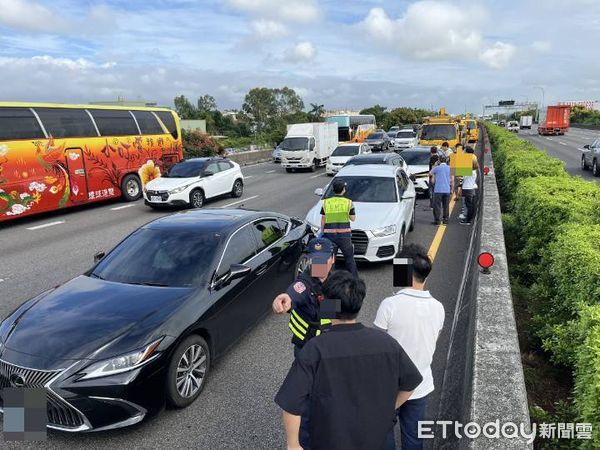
[{"x1": 538, "y1": 105, "x2": 571, "y2": 135}]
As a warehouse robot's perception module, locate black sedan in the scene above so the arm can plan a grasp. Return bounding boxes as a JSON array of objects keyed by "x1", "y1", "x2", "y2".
[
  {"x1": 364, "y1": 132, "x2": 391, "y2": 152},
  {"x1": 0, "y1": 209, "x2": 310, "y2": 431},
  {"x1": 344, "y1": 152, "x2": 406, "y2": 170}
]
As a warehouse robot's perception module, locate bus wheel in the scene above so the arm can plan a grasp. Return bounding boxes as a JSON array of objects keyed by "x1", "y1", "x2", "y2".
[{"x1": 121, "y1": 174, "x2": 142, "y2": 202}]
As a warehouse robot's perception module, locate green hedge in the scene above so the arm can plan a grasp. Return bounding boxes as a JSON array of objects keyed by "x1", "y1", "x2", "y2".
[
  {"x1": 574, "y1": 304, "x2": 600, "y2": 447},
  {"x1": 512, "y1": 177, "x2": 600, "y2": 271},
  {"x1": 485, "y1": 123, "x2": 600, "y2": 444},
  {"x1": 533, "y1": 224, "x2": 600, "y2": 365}
]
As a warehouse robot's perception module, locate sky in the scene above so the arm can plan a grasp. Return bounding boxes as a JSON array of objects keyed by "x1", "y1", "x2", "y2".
[{"x1": 0, "y1": 0, "x2": 599, "y2": 114}]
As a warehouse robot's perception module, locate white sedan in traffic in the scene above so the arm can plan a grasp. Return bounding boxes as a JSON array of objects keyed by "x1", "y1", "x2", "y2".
[
  {"x1": 392, "y1": 129, "x2": 419, "y2": 149},
  {"x1": 144, "y1": 157, "x2": 244, "y2": 209},
  {"x1": 306, "y1": 164, "x2": 416, "y2": 262},
  {"x1": 399, "y1": 147, "x2": 432, "y2": 197},
  {"x1": 326, "y1": 143, "x2": 371, "y2": 176}
]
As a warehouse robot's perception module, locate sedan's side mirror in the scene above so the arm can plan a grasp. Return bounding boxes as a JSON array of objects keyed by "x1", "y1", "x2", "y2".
[
  {"x1": 409, "y1": 174, "x2": 416, "y2": 182},
  {"x1": 584, "y1": 144, "x2": 590, "y2": 149},
  {"x1": 215, "y1": 264, "x2": 251, "y2": 289},
  {"x1": 314, "y1": 188, "x2": 324, "y2": 196},
  {"x1": 94, "y1": 251, "x2": 105, "y2": 263},
  {"x1": 204, "y1": 170, "x2": 214, "y2": 177}
]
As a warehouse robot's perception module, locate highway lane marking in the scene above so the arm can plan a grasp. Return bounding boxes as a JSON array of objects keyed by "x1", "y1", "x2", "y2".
[
  {"x1": 26, "y1": 220, "x2": 65, "y2": 231},
  {"x1": 559, "y1": 141, "x2": 568, "y2": 146},
  {"x1": 0, "y1": 279, "x2": 4, "y2": 283},
  {"x1": 310, "y1": 174, "x2": 324, "y2": 179},
  {"x1": 220, "y1": 195, "x2": 259, "y2": 208},
  {"x1": 111, "y1": 204, "x2": 137, "y2": 211},
  {"x1": 426, "y1": 196, "x2": 457, "y2": 263},
  {"x1": 244, "y1": 175, "x2": 254, "y2": 179},
  {"x1": 265, "y1": 170, "x2": 276, "y2": 174}
]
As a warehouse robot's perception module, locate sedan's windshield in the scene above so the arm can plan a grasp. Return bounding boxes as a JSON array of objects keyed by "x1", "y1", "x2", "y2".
[
  {"x1": 166, "y1": 160, "x2": 206, "y2": 178},
  {"x1": 280, "y1": 137, "x2": 308, "y2": 151},
  {"x1": 420, "y1": 124, "x2": 457, "y2": 140},
  {"x1": 367, "y1": 133, "x2": 386, "y2": 140},
  {"x1": 400, "y1": 151, "x2": 430, "y2": 166},
  {"x1": 91, "y1": 229, "x2": 219, "y2": 287},
  {"x1": 396, "y1": 131, "x2": 416, "y2": 139},
  {"x1": 324, "y1": 176, "x2": 397, "y2": 203},
  {"x1": 332, "y1": 145, "x2": 360, "y2": 157}
]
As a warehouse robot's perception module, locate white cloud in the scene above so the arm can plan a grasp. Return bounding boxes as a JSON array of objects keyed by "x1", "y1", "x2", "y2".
[
  {"x1": 249, "y1": 19, "x2": 288, "y2": 38},
  {"x1": 479, "y1": 42, "x2": 516, "y2": 69},
  {"x1": 0, "y1": 55, "x2": 116, "y2": 70},
  {"x1": 531, "y1": 40, "x2": 551, "y2": 53},
  {"x1": 361, "y1": 1, "x2": 516, "y2": 69},
  {"x1": 284, "y1": 41, "x2": 317, "y2": 63},
  {"x1": 0, "y1": 0, "x2": 66, "y2": 32},
  {"x1": 226, "y1": 0, "x2": 321, "y2": 23}
]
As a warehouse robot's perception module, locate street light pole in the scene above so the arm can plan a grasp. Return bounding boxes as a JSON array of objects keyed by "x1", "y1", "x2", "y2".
[{"x1": 534, "y1": 86, "x2": 545, "y2": 122}]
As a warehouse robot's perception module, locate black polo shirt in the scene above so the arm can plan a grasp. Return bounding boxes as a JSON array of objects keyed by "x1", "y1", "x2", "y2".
[{"x1": 274, "y1": 323, "x2": 422, "y2": 450}]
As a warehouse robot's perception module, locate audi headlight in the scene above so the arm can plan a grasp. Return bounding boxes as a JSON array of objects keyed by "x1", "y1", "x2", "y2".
[
  {"x1": 78, "y1": 338, "x2": 163, "y2": 380},
  {"x1": 372, "y1": 225, "x2": 397, "y2": 237},
  {"x1": 169, "y1": 184, "x2": 192, "y2": 195}
]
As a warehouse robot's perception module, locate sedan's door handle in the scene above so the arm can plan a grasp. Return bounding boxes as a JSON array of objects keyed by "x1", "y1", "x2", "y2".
[{"x1": 255, "y1": 264, "x2": 268, "y2": 276}]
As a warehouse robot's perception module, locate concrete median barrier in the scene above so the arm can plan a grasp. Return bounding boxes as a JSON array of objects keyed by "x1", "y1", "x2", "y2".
[
  {"x1": 227, "y1": 148, "x2": 273, "y2": 166},
  {"x1": 465, "y1": 129, "x2": 532, "y2": 449}
]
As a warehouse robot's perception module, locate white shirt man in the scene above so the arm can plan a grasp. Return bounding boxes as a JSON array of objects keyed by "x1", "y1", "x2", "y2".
[{"x1": 374, "y1": 244, "x2": 445, "y2": 450}]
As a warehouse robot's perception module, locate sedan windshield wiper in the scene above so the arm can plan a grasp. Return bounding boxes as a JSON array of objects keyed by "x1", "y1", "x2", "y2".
[
  {"x1": 128, "y1": 281, "x2": 171, "y2": 287},
  {"x1": 89, "y1": 272, "x2": 104, "y2": 280}
]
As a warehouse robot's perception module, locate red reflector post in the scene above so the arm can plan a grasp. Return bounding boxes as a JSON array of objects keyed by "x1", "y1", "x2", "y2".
[
  {"x1": 478, "y1": 252, "x2": 494, "y2": 274},
  {"x1": 483, "y1": 167, "x2": 490, "y2": 175}
]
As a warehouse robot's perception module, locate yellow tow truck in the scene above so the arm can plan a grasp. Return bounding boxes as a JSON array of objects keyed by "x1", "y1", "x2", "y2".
[
  {"x1": 460, "y1": 114, "x2": 479, "y2": 144},
  {"x1": 419, "y1": 108, "x2": 461, "y2": 149}
]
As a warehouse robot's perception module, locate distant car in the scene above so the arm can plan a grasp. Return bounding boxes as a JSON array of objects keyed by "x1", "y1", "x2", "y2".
[
  {"x1": 582, "y1": 138, "x2": 600, "y2": 176},
  {"x1": 498, "y1": 121, "x2": 507, "y2": 127},
  {"x1": 398, "y1": 147, "x2": 432, "y2": 197},
  {"x1": 507, "y1": 121, "x2": 519, "y2": 133},
  {"x1": 388, "y1": 126, "x2": 401, "y2": 133},
  {"x1": 392, "y1": 129, "x2": 418, "y2": 150},
  {"x1": 365, "y1": 132, "x2": 391, "y2": 152},
  {"x1": 0, "y1": 208, "x2": 310, "y2": 431},
  {"x1": 326, "y1": 143, "x2": 371, "y2": 176},
  {"x1": 272, "y1": 145, "x2": 282, "y2": 163},
  {"x1": 306, "y1": 164, "x2": 416, "y2": 262},
  {"x1": 345, "y1": 152, "x2": 407, "y2": 172},
  {"x1": 144, "y1": 157, "x2": 244, "y2": 209}
]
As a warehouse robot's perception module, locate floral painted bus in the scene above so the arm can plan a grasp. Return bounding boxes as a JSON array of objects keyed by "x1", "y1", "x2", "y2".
[{"x1": 0, "y1": 102, "x2": 183, "y2": 222}]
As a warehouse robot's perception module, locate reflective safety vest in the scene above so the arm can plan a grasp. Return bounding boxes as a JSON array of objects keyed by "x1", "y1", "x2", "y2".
[
  {"x1": 323, "y1": 196, "x2": 352, "y2": 232},
  {"x1": 288, "y1": 274, "x2": 332, "y2": 347}
]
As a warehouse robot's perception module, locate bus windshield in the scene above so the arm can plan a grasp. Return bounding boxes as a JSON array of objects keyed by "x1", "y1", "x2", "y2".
[{"x1": 420, "y1": 124, "x2": 457, "y2": 140}]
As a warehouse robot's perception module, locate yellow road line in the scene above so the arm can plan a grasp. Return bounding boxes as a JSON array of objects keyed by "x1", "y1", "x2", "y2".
[{"x1": 427, "y1": 196, "x2": 457, "y2": 262}]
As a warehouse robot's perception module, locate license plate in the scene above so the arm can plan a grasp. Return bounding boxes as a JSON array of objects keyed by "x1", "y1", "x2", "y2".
[{"x1": 150, "y1": 196, "x2": 162, "y2": 202}]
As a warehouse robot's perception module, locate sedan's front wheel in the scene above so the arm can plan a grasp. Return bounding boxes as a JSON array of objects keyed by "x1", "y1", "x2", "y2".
[{"x1": 166, "y1": 335, "x2": 210, "y2": 408}]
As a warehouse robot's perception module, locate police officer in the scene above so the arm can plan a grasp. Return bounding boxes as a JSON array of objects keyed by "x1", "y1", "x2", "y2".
[
  {"x1": 320, "y1": 179, "x2": 358, "y2": 277},
  {"x1": 272, "y1": 237, "x2": 336, "y2": 357}
]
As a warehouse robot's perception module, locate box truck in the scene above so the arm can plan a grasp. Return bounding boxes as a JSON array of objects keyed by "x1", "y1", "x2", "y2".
[
  {"x1": 519, "y1": 115, "x2": 533, "y2": 129},
  {"x1": 280, "y1": 122, "x2": 338, "y2": 172},
  {"x1": 538, "y1": 106, "x2": 570, "y2": 135}
]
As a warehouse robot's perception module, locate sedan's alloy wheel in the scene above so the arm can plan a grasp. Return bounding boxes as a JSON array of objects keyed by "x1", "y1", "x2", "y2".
[{"x1": 176, "y1": 344, "x2": 207, "y2": 398}]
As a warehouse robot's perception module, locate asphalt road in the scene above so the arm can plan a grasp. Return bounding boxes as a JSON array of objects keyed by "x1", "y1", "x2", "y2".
[
  {"x1": 518, "y1": 124, "x2": 600, "y2": 183},
  {"x1": 0, "y1": 153, "x2": 476, "y2": 449}
]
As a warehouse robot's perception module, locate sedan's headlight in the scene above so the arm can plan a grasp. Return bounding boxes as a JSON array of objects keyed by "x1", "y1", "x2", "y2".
[
  {"x1": 372, "y1": 224, "x2": 397, "y2": 237},
  {"x1": 78, "y1": 338, "x2": 163, "y2": 380},
  {"x1": 169, "y1": 184, "x2": 192, "y2": 195},
  {"x1": 309, "y1": 224, "x2": 320, "y2": 234}
]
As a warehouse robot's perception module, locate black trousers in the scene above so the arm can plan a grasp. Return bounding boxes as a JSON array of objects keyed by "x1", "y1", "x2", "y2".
[
  {"x1": 463, "y1": 189, "x2": 477, "y2": 222},
  {"x1": 323, "y1": 232, "x2": 358, "y2": 277},
  {"x1": 433, "y1": 193, "x2": 450, "y2": 223}
]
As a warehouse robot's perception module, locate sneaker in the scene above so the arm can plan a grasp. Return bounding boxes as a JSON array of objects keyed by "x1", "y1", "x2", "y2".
[
  {"x1": 460, "y1": 220, "x2": 472, "y2": 225},
  {"x1": 459, "y1": 213, "x2": 466, "y2": 220}
]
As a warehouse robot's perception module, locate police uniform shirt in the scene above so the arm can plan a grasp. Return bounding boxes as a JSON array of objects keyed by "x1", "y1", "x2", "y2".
[
  {"x1": 319, "y1": 199, "x2": 356, "y2": 216},
  {"x1": 275, "y1": 323, "x2": 423, "y2": 450},
  {"x1": 285, "y1": 270, "x2": 323, "y2": 325}
]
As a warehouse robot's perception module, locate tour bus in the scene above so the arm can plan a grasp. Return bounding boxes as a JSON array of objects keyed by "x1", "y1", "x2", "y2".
[
  {"x1": 419, "y1": 108, "x2": 461, "y2": 149},
  {"x1": 0, "y1": 102, "x2": 183, "y2": 222},
  {"x1": 325, "y1": 114, "x2": 376, "y2": 142}
]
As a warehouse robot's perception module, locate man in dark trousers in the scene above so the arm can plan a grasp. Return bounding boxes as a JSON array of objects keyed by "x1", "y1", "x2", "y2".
[
  {"x1": 275, "y1": 271, "x2": 423, "y2": 450},
  {"x1": 429, "y1": 154, "x2": 453, "y2": 225},
  {"x1": 427, "y1": 146, "x2": 439, "y2": 210},
  {"x1": 320, "y1": 179, "x2": 358, "y2": 277}
]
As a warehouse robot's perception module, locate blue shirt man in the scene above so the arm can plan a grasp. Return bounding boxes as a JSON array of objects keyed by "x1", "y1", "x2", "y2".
[
  {"x1": 430, "y1": 161, "x2": 452, "y2": 194},
  {"x1": 429, "y1": 156, "x2": 454, "y2": 225}
]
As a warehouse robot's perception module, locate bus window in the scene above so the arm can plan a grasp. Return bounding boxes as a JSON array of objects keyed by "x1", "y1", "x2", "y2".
[
  {"x1": 90, "y1": 109, "x2": 140, "y2": 136},
  {"x1": 155, "y1": 111, "x2": 178, "y2": 139},
  {"x1": 0, "y1": 108, "x2": 45, "y2": 140},
  {"x1": 132, "y1": 110, "x2": 164, "y2": 135},
  {"x1": 35, "y1": 108, "x2": 98, "y2": 138}
]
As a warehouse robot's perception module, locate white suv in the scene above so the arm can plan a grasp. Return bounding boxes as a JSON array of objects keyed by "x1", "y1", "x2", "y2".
[
  {"x1": 326, "y1": 143, "x2": 371, "y2": 176},
  {"x1": 392, "y1": 129, "x2": 418, "y2": 149},
  {"x1": 144, "y1": 157, "x2": 244, "y2": 209},
  {"x1": 306, "y1": 164, "x2": 416, "y2": 262}
]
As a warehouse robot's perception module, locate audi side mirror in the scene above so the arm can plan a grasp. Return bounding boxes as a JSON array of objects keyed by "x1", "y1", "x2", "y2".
[
  {"x1": 314, "y1": 188, "x2": 324, "y2": 196},
  {"x1": 584, "y1": 144, "x2": 590, "y2": 150},
  {"x1": 94, "y1": 251, "x2": 105, "y2": 263},
  {"x1": 409, "y1": 174, "x2": 416, "y2": 182},
  {"x1": 203, "y1": 170, "x2": 214, "y2": 177}
]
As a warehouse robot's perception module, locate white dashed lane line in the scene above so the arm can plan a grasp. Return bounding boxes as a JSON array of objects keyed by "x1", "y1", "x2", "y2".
[
  {"x1": 220, "y1": 195, "x2": 260, "y2": 208},
  {"x1": 111, "y1": 204, "x2": 137, "y2": 211},
  {"x1": 265, "y1": 170, "x2": 276, "y2": 174},
  {"x1": 244, "y1": 175, "x2": 254, "y2": 179},
  {"x1": 559, "y1": 142, "x2": 568, "y2": 146},
  {"x1": 310, "y1": 174, "x2": 325, "y2": 179},
  {"x1": 26, "y1": 220, "x2": 65, "y2": 231}
]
